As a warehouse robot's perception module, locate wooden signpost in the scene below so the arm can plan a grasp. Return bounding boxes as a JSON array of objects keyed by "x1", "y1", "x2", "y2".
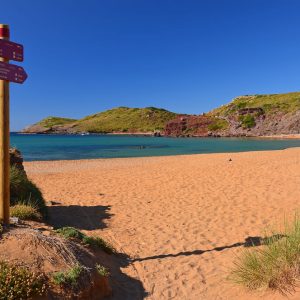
[{"x1": 0, "y1": 24, "x2": 27, "y2": 224}]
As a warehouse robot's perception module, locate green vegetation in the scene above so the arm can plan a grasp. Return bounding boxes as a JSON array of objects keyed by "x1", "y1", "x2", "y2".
[
  {"x1": 96, "y1": 264, "x2": 110, "y2": 277},
  {"x1": 10, "y1": 204, "x2": 42, "y2": 221},
  {"x1": 75, "y1": 107, "x2": 177, "y2": 133},
  {"x1": 0, "y1": 261, "x2": 46, "y2": 299},
  {"x1": 207, "y1": 118, "x2": 229, "y2": 131},
  {"x1": 29, "y1": 107, "x2": 177, "y2": 133},
  {"x1": 82, "y1": 235, "x2": 115, "y2": 254},
  {"x1": 238, "y1": 114, "x2": 256, "y2": 129},
  {"x1": 55, "y1": 227, "x2": 115, "y2": 254},
  {"x1": 38, "y1": 116, "x2": 77, "y2": 128},
  {"x1": 10, "y1": 166, "x2": 47, "y2": 217},
  {"x1": 52, "y1": 265, "x2": 83, "y2": 287},
  {"x1": 212, "y1": 92, "x2": 300, "y2": 117},
  {"x1": 54, "y1": 226, "x2": 85, "y2": 240},
  {"x1": 230, "y1": 215, "x2": 300, "y2": 295}
]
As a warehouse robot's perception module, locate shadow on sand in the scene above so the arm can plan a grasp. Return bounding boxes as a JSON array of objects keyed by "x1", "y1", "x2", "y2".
[
  {"x1": 48, "y1": 204, "x2": 113, "y2": 230},
  {"x1": 131, "y1": 234, "x2": 285, "y2": 263},
  {"x1": 105, "y1": 252, "x2": 149, "y2": 300},
  {"x1": 47, "y1": 203, "x2": 148, "y2": 299}
]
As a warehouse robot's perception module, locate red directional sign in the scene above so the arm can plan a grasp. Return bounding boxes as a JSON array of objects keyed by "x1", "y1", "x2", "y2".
[
  {"x1": 0, "y1": 61, "x2": 27, "y2": 84},
  {"x1": 0, "y1": 39, "x2": 23, "y2": 62}
]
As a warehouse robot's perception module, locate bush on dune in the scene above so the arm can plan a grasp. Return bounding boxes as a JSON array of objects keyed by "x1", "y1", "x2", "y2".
[
  {"x1": 10, "y1": 165, "x2": 47, "y2": 218},
  {"x1": 0, "y1": 261, "x2": 46, "y2": 298},
  {"x1": 55, "y1": 226, "x2": 115, "y2": 254},
  {"x1": 230, "y1": 214, "x2": 300, "y2": 295},
  {"x1": 10, "y1": 204, "x2": 42, "y2": 221},
  {"x1": 52, "y1": 265, "x2": 83, "y2": 287},
  {"x1": 54, "y1": 227, "x2": 85, "y2": 240}
]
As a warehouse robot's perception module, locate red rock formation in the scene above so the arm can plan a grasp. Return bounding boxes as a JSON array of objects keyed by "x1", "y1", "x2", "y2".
[{"x1": 164, "y1": 115, "x2": 215, "y2": 137}]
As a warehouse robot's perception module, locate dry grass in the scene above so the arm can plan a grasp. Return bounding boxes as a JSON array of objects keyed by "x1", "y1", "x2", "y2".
[
  {"x1": 230, "y1": 214, "x2": 300, "y2": 295},
  {"x1": 10, "y1": 204, "x2": 42, "y2": 221},
  {"x1": 10, "y1": 165, "x2": 47, "y2": 217}
]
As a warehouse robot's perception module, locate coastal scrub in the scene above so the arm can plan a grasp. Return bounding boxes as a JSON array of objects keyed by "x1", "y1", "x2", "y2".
[
  {"x1": 10, "y1": 204, "x2": 42, "y2": 221},
  {"x1": 55, "y1": 227, "x2": 115, "y2": 254},
  {"x1": 230, "y1": 214, "x2": 300, "y2": 295},
  {"x1": 52, "y1": 265, "x2": 83, "y2": 287},
  {"x1": 10, "y1": 165, "x2": 47, "y2": 217},
  {"x1": 0, "y1": 261, "x2": 46, "y2": 299}
]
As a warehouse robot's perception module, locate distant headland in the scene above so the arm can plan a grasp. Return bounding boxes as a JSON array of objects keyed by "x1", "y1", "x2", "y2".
[{"x1": 21, "y1": 91, "x2": 300, "y2": 137}]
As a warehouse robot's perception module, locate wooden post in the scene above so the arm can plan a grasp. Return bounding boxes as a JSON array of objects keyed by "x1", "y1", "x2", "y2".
[{"x1": 0, "y1": 24, "x2": 10, "y2": 224}]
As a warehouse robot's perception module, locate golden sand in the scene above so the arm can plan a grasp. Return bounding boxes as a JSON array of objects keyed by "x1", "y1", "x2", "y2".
[{"x1": 24, "y1": 148, "x2": 300, "y2": 299}]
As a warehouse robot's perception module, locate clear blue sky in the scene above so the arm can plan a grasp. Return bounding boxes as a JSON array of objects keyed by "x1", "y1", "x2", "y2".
[{"x1": 2, "y1": 0, "x2": 300, "y2": 130}]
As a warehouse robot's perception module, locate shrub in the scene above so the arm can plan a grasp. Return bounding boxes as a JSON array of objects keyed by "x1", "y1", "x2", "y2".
[
  {"x1": 10, "y1": 166, "x2": 47, "y2": 217},
  {"x1": 10, "y1": 204, "x2": 42, "y2": 221},
  {"x1": 82, "y1": 235, "x2": 115, "y2": 254},
  {"x1": 55, "y1": 227, "x2": 115, "y2": 254},
  {"x1": 54, "y1": 227, "x2": 85, "y2": 240},
  {"x1": 52, "y1": 265, "x2": 83, "y2": 287},
  {"x1": 0, "y1": 261, "x2": 46, "y2": 299},
  {"x1": 239, "y1": 114, "x2": 256, "y2": 128},
  {"x1": 96, "y1": 264, "x2": 110, "y2": 277},
  {"x1": 208, "y1": 119, "x2": 229, "y2": 131},
  {"x1": 230, "y1": 215, "x2": 300, "y2": 295}
]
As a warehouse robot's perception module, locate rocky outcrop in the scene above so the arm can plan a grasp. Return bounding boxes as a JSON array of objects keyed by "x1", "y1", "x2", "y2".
[
  {"x1": 164, "y1": 115, "x2": 223, "y2": 137},
  {"x1": 164, "y1": 108, "x2": 300, "y2": 137},
  {"x1": 237, "y1": 107, "x2": 264, "y2": 116},
  {"x1": 225, "y1": 110, "x2": 300, "y2": 137},
  {"x1": 22, "y1": 123, "x2": 77, "y2": 134}
]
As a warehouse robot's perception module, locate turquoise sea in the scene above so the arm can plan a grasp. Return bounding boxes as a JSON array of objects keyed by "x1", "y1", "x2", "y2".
[{"x1": 10, "y1": 133, "x2": 300, "y2": 161}]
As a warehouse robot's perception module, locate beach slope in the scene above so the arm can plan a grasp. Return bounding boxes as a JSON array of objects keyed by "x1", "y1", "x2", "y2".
[{"x1": 24, "y1": 148, "x2": 300, "y2": 299}]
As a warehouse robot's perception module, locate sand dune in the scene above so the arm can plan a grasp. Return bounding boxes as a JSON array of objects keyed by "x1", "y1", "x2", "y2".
[{"x1": 24, "y1": 148, "x2": 300, "y2": 299}]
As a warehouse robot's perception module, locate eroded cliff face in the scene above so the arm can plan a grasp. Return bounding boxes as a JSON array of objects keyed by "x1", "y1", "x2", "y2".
[
  {"x1": 164, "y1": 108, "x2": 300, "y2": 137},
  {"x1": 164, "y1": 115, "x2": 225, "y2": 137}
]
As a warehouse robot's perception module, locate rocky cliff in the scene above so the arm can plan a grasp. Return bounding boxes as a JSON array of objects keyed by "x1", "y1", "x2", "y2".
[{"x1": 164, "y1": 92, "x2": 300, "y2": 137}]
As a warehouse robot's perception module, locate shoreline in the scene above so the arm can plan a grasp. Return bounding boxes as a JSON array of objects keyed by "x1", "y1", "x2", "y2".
[
  {"x1": 23, "y1": 146, "x2": 300, "y2": 164},
  {"x1": 16, "y1": 131, "x2": 300, "y2": 139},
  {"x1": 258, "y1": 133, "x2": 300, "y2": 139}
]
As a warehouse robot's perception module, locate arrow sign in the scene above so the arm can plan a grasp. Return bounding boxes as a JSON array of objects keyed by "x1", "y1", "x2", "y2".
[
  {"x1": 0, "y1": 39, "x2": 23, "y2": 62},
  {"x1": 0, "y1": 61, "x2": 27, "y2": 84}
]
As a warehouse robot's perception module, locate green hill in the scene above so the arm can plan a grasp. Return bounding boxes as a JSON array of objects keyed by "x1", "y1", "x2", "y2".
[
  {"x1": 37, "y1": 117, "x2": 77, "y2": 128},
  {"x1": 22, "y1": 107, "x2": 178, "y2": 134},
  {"x1": 211, "y1": 92, "x2": 300, "y2": 117},
  {"x1": 74, "y1": 107, "x2": 177, "y2": 133}
]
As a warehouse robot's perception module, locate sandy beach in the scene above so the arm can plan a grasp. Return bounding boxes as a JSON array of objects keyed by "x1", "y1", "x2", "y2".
[{"x1": 24, "y1": 148, "x2": 300, "y2": 300}]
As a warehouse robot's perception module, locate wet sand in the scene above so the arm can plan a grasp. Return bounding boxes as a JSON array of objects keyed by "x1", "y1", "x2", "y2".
[{"x1": 24, "y1": 148, "x2": 300, "y2": 299}]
